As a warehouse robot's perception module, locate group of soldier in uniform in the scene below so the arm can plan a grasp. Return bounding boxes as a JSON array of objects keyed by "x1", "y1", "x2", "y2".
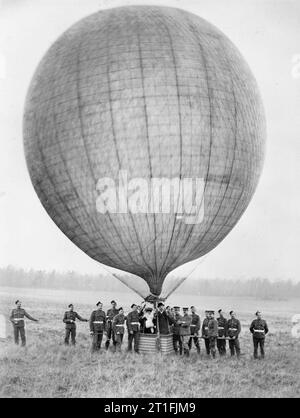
[{"x1": 10, "y1": 300, "x2": 269, "y2": 359}]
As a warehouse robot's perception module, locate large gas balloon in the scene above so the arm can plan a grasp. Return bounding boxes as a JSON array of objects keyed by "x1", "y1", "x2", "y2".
[{"x1": 24, "y1": 6, "x2": 265, "y2": 298}]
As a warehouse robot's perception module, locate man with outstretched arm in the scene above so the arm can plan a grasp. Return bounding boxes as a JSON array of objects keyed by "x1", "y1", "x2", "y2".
[
  {"x1": 63, "y1": 303, "x2": 88, "y2": 345},
  {"x1": 10, "y1": 300, "x2": 39, "y2": 346}
]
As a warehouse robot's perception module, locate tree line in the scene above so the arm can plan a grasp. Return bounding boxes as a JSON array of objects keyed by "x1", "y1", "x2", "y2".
[{"x1": 0, "y1": 266, "x2": 299, "y2": 299}]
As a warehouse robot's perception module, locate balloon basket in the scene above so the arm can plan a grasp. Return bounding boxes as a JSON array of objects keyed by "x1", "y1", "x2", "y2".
[{"x1": 139, "y1": 333, "x2": 174, "y2": 355}]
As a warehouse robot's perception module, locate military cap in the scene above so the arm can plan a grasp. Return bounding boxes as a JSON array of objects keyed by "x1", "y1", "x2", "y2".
[
  {"x1": 173, "y1": 306, "x2": 180, "y2": 309},
  {"x1": 145, "y1": 307, "x2": 153, "y2": 311},
  {"x1": 157, "y1": 302, "x2": 164, "y2": 308},
  {"x1": 190, "y1": 305, "x2": 195, "y2": 309},
  {"x1": 111, "y1": 300, "x2": 116, "y2": 304},
  {"x1": 118, "y1": 307, "x2": 123, "y2": 311},
  {"x1": 255, "y1": 311, "x2": 261, "y2": 316},
  {"x1": 68, "y1": 303, "x2": 73, "y2": 308},
  {"x1": 229, "y1": 310, "x2": 234, "y2": 315},
  {"x1": 207, "y1": 310, "x2": 214, "y2": 314},
  {"x1": 218, "y1": 309, "x2": 222, "y2": 313},
  {"x1": 183, "y1": 307, "x2": 189, "y2": 311},
  {"x1": 15, "y1": 300, "x2": 20, "y2": 304},
  {"x1": 131, "y1": 303, "x2": 137, "y2": 309},
  {"x1": 96, "y1": 301, "x2": 102, "y2": 306}
]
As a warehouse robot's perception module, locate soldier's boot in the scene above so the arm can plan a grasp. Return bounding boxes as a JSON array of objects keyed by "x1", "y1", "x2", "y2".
[
  {"x1": 196, "y1": 345, "x2": 200, "y2": 355},
  {"x1": 105, "y1": 340, "x2": 110, "y2": 350}
]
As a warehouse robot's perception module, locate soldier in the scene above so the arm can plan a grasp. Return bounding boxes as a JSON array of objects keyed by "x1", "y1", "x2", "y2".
[
  {"x1": 172, "y1": 306, "x2": 183, "y2": 355},
  {"x1": 179, "y1": 307, "x2": 192, "y2": 357},
  {"x1": 207, "y1": 310, "x2": 218, "y2": 359},
  {"x1": 112, "y1": 307, "x2": 126, "y2": 352},
  {"x1": 127, "y1": 304, "x2": 140, "y2": 353},
  {"x1": 217, "y1": 309, "x2": 227, "y2": 356},
  {"x1": 227, "y1": 310, "x2": 241, "y2": 358},
  {"x1": 89, "y1": 301, "x2": 106, "y2": 352},
  {"x1": 63, "y1": 303, "x2": 88, "y2": 345},
  {"x1": 188, "y1": 306, "x2": 200, "y2": 354},
  {"x1": 201, "y1": 310, "x2": 210, "y2": 355},
  {"x1": 105, "y1": 300, "x2": 119, "y2": 351},
  {"x1": 10, "y1": 300, "x2": 38, "y2": 346},
  {"x1": 250, "y1": 311, "x2": 269, "y2": 359}
]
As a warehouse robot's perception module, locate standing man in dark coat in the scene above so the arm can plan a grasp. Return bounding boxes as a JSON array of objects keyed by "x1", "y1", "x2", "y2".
[
  {"x1": 172, "y1": 306, "x2": 183, "y2": 355},
  {"x1": 155, "y1": 302, "x2": 172, "y2": 334},
  {"x1": 227, "y1": 310, "x2": 241, "y2": 358},
  {"x1": 201, "y1": 310, "x2": 210, "y2": 355},
  {"x1": 90, "y1": 301, "x2": 106, "y2": 352},
  {"x1": 250, "y1": 311, "x2": 269, "y2": 359},
  {"x1": 105, "y1": 300, "x2": 119, "y2": 351},
  {"x1": 188, "y1": 306, "x2": 200, "y2": 354},
  {"x1": 112, "y1": 307, "x2": 126, "y2": 352},
  {"x1": 63, "y1": 303, "x2": 88, "y2": 345},
  {"x1": 217, "y1": 309, "x2": 228, "y2": 356},
  {"x1": 127, "y1": 304, "x2": 140, "y2": 353},
  {"x1": 10, "y1": 300, "x2": 38, "y2": 346},
  {"x1": 207, "y1": 310, "x2": 218, "y2": 359}
]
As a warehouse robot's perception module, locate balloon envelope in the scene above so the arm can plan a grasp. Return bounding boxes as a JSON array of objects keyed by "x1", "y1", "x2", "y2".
[{"x1": 24, "y1": 6, "x2": 265, "y2": 297}]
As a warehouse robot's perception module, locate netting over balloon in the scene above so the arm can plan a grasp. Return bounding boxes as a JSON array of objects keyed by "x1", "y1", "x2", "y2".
[{"x1": 24, "y1": 6, "x2": 265, "y2": 297}]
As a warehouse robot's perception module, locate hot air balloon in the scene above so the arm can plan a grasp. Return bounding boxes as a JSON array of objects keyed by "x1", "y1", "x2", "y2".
[{"x1": 23, "y1": 6, "x2": 265, "y2": 302}]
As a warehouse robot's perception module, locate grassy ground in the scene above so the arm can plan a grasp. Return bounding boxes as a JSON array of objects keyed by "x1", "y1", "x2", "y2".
[{"x1": 0, "y1": 289, "x2": 300, "y2": 398}]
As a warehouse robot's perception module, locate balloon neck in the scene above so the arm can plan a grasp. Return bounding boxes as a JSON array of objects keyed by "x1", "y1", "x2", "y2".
[{"x1": 144, "y1": 293, "x2": 165, "y2": 304}]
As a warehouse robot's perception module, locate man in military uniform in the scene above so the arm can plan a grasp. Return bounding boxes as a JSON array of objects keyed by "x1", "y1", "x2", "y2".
[
  {"x1": 172, "y1": 306, "x2": 183, "y2": 355},
  {"x1": 250, "y1": 311, "x2": 269, "y2": 359},
  {"x1": 188, "y1": 306, "x2": 200, "y2": 354},
  {"x1": 179, "y1": 307, "x2": 192, "y2": 357},
  {"x1": 89, "y1": 301, "x2": 106, "y2": 352},
  {"x1": 201, "y1": 310, "x2": 210, "y2": 355},
  {"x1": 227, "y1": 310, "x2": 241, "y2": 358},
  {"x1": 127, "y1": 304, "x2": 140, "y2": 353},
  {"x1": 63, "y1": 303, "x2": 88, "y2": 345},
  {"x1": 207, "y1": 310, "x2": 218, "y2": 358},
  {"x1": 217, "y1": 309, "x2": 227, "y2": 356},
  {"x1": 105, "y1": 300, "x2": 119, "y2": 351},
  {"x1": 10, "y1": 300, "x2": 38, "y2": 346},
  {"x1": 112, "y1": 307, "x2": 126, "y2": 352}
]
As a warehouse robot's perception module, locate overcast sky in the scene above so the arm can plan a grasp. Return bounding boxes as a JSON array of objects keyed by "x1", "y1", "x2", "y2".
[{"x1": 0, "y1": 0, "x2": 299, "y2": 282}]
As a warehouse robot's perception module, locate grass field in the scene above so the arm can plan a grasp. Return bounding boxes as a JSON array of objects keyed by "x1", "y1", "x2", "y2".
[{"x1": 0, "y1": 286, "x2": 300, "y2": 398}]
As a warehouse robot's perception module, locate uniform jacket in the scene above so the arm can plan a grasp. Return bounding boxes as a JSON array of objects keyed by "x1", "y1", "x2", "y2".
[
  {"x1": 201, "y1": 317, "x2": 210, "y2": 338},
  {"x1": 179, "y1": 314, "x2": 191, "y2": 336},
  {"x1": 190, "y1": 313, "x2": 200, "y2": 335},
  {"x1": 173, "y1": 313, "x2": 183, "y2": 335},
  {"x1": 207, "y1": 318, "x2": 218, "y2": 338},
  {"x1": 89, "y1": 309, "x2": 106, "y2": 333},
  {"x1": 112, "y1": 313, "x2": 126, "y2": 334},
  {"x1": 106, "y1": 308, "x2": 119, "y2": 331},
  {"x1": 63, "y1": 311, "x2": 86, "y2": 328},
  {"x1": 250, "y1": 318, "x2": 269, "y2": 339},
  {"x1": 126, "y1": 311, "x2": 141, "y2": 332},
  {"x1": 227, "y1": 318, "x2": 241, "y2": 338},
  {"x1": 217, "y1": 317, "x2": 228, "y2": 338},
  {"x1": 10, "y1": 308, "x2": 37, "y2": 327}
]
